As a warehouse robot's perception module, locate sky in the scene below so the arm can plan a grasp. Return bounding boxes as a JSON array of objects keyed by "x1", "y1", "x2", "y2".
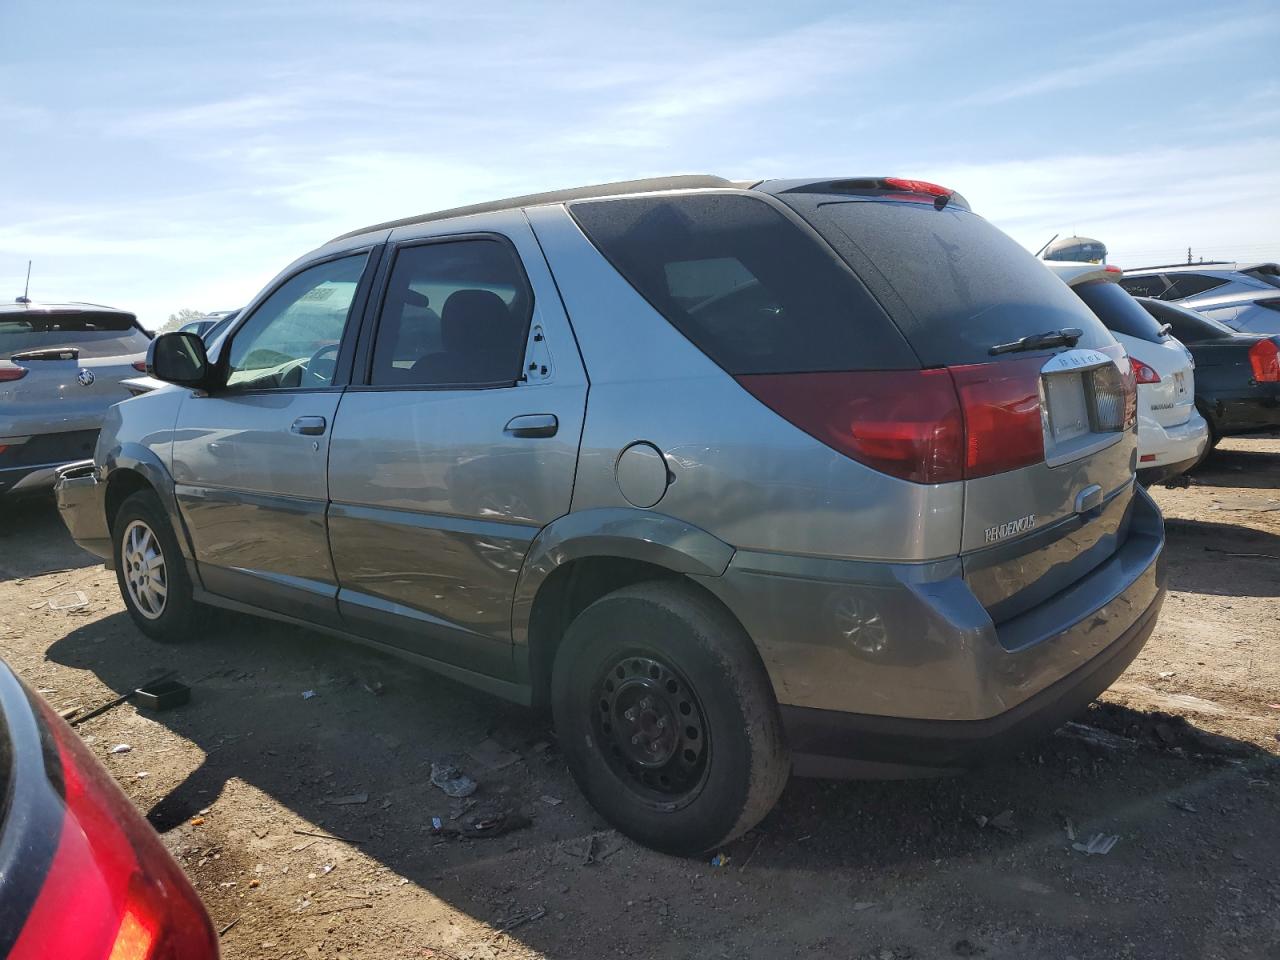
[{"x1": 2, "y1": 0, "x2": 1278, "y2": 329}]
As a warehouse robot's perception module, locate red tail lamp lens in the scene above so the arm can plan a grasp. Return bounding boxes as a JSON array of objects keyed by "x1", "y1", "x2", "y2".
[
  {"x1": 9, "y1": 697, "x2": 219, "y2": 960},
  {"x1": 1130, "y1": 357, "x2": 1161, "y2": 384},
  {"x1": 882, "y1": 177, "x2": 953, "y2": 198},
  {"x1": 1249, "y1": 338, "x2": 1280, "y2": 382},
  {"x1": 132, "y1": 360, "x2": 148, "y2": 373},
  {"x1": 949, "y1": 357, "x2": 1046, "y2": 478},
  {"x1": 737, "y1": 358, "x2": 1046, "y2": 484}
]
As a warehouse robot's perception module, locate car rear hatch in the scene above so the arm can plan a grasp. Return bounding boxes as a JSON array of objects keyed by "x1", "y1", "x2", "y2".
[
  {"x1": 0, "y1": 309, "x2": 150, "y2": 437},
  {"x1": 766, "y1": 180, "x2": 1138, "y2": 626},
  {"x1": 1071, "y1": 277, "x2": 1196, "y2": 428}
]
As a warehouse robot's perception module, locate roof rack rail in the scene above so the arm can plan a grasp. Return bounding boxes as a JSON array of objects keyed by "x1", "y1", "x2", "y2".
[{"x1": 331, "y1": 174, "x2": 740, "y2": 243}]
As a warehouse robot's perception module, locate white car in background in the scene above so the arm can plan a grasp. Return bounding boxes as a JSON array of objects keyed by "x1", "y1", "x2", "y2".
[{"x1": 1046, "y1": 262, "x2": 1208, "y2": 484}]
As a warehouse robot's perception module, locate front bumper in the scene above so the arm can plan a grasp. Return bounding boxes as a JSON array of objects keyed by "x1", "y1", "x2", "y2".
[
  {"x1": 696, "y1": 487, "x2": 1166, "y2": 778},
  {"x1": 53, "y1": 461, "x2": 112, "y2": 563}
]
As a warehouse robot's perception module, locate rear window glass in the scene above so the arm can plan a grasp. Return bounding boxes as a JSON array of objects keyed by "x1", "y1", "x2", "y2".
[
  {"x1": 785, "y1": 197, "x2": 1115, "y2": 367},
  {"x1": 0, "y1": 313, "x2": 150, "y2": 359},
  {"x1": 1138, "y1": 297, "x2": 1236, "y2": 341},
  {"x1": 569, "y1": 193, "x2": 916, "y2": 374},
  {"x1": 1164, "y1": 273, "x2": 1229, "y2": 299},
  {"x1": 1073, "y1": 280, "x2": 1169, "y2": 343}
]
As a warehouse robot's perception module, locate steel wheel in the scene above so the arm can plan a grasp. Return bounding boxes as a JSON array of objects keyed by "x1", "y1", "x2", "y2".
[
  {"x1": 592, "y1": 654, "x2": 710, "y2": 809},
  {"x1": 121, "y1": 519, "x2": 168, "y2": 620}
]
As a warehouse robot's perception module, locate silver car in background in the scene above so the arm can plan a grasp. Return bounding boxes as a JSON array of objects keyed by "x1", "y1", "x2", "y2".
[
  {"x1": 1118, "y1": 262, "x2": 1280, "y2": 334},
  {"x1": 56, "y1": 175, "x2": 1166, "y2": 855},
  {"x1": 1, "y1": 301, "x2": 150, "y2": 498}
]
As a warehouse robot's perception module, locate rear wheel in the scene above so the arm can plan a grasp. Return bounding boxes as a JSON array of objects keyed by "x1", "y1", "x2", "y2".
[
  {"x1": 551, "y1": 581, "x2": 789, "y2": 855},
  {"x1": 112, "y1": 490, "x2": 197, "y2": 642}
]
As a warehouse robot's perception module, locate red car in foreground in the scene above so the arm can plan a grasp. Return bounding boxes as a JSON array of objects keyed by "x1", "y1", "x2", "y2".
[{"x1": 0, "y1": 659, "x2": 217, "y2": 959}]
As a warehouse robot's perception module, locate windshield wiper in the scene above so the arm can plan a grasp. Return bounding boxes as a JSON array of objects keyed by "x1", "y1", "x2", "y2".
[{"x1": 989, "y1": 327, "x2": 1083, "y2": 356}]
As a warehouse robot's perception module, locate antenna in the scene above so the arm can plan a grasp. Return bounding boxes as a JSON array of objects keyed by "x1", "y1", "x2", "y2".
[
  {"x1": 16, "y1": 260, "x2": 32, "y2": 304},
  {"x1": 1033, "y1": 233, "x2": 1059, "y2": 258}
]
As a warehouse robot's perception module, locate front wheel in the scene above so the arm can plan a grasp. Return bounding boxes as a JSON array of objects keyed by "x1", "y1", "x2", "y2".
[
  {"x1": 551, "y1": 581, "x2": 789, "y2": 855},
  {"x1": 112, "y1": 490, "x2": 197, "y2": 641}
]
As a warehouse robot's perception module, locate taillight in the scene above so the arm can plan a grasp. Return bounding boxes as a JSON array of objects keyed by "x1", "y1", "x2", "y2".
[
  {"x1": 132, "y1": 360, "x2": 148, "y2": 373},
  {"x1": 1131, "y1": 357, "x2": 1161, "y2": 384},
  {"x1": 9, "y1": 697, "x2": 219, "y2": 960},
  {"x1": 949, "y1": 357, "x2": 1046, "y2": 478},
  {"x1": 737, "y1": 357, "x2": 1045, "y2": 484},
  {"x1": 0, "y1": 365, "x2": 28, "y2": 381},
  {"x1": 1249, "y1": 338, "x2": 1280, "y2": 382}
]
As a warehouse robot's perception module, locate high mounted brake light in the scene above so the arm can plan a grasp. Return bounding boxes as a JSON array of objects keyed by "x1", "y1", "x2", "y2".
[{"x1": 882, "y1": 177, "x2": 953, "y2": 198}]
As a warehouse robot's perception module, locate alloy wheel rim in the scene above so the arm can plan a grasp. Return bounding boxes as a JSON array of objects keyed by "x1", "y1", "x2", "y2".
[
  {"x1": 122, "y1": 520, "x2": 168, "y2": 620},
  {"x1": 591, "y1": 654, "x2": 709, "y2": 809}
]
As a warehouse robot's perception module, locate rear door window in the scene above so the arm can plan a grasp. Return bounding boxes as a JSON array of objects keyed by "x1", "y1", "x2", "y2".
[
  {"x1": 784, "y1": 197, "x2": 1114, "y2": 367},
  {"x1": 0, "y1": 313, "x2": 150, "y2": 359},
  {"x1": 569, "y1": 193, "x2": 916, "y2": 374},
  {"x1": 1073, "y1": 280, "x2": 1169, "y2": 343},
  {"x1": 369, "y1": 238, "x2": 532, "y2": 387},
  {"x1": 1164, "y1": 273, "x2": 1230, "y2": 299}
]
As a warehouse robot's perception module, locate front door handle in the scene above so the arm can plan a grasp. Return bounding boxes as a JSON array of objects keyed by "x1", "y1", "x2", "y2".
[
  {"x1": 504, "y1": 414, "x2": 558, "y2": 438},
  {"x1": 290, "y1": 416, "x2": 327, "y2": 436}
]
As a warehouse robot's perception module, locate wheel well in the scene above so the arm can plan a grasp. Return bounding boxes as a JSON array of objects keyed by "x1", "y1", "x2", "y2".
[
  {"x1": 105, "y1": 470, "x2": 154, "y2": 534},
  {"x1": 526, "y1": 557, "x2": 735, "y2": 710}
]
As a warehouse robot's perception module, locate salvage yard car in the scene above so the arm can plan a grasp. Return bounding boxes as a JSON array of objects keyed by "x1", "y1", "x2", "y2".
[
  {"x1": 1, "y1": 300, "x2": 151, "y2": 499},
  {"x1": 1045, "y1": 261, "x2": 1208, "y2": 484},
  {"x1": 1136, "y1": 296, "x2": 1280, "y2": 450},
  {"x1": 1118, "y1": 261, "x2": 1280, "y2": 335},
  {"x1": 55, "y1": 175, "x2": 1166, "y2": 855}
]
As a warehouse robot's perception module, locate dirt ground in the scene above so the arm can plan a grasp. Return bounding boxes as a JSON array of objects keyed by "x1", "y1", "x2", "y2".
[{"x1": 1, "y1": 438, "x2": 1278, "y2": 960}]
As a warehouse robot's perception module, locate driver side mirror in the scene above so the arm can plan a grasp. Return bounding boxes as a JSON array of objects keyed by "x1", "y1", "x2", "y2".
[{"x1": 148, "y1": 332, "x2": 218, "y2": 388}]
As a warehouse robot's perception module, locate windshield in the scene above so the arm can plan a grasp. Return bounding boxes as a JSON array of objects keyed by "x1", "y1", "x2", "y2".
[
  {"x1": 786, "y1": 197, "x2": 1116, "y2": 366},
  {"x1": 0, "y1": 313, "x2": 150, "y2": 359}
]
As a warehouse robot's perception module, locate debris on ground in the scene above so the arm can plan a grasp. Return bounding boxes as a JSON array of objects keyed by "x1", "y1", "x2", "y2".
[
  {"x1": 539, "y1": 794, "x2": 562, "y2": 806},
  {"x1": 430, "y1": 811, "x2": 531, "y2": 841},
  {"x1": 109, "y1": 743, "x2": 132, "y2": 754},
  {"x1": 430, "y1": 762, "x2": 477, "y2": 798},
  {"x1": 1167, "y1": 798, "x2": 1197, "y2": 814},
  {"x1": 469, "y1": 738, "x2": 522, "y2": 772},
  {"x1": 974, "y1": 810, "x2": 1015, "y2": 834},
  {"x1": 47, "y1": 590, "x2": 89, "y2": 611},
  {"x1": 1062, "y1": 816, "x2": 1076, "y2": 841},
  {"x1": 301, "y1": 690, "x2": 317, "y2": 700},
  {"x1": 495, "y1": 906, "x2": 546, "y2": 934},
  {"x1": 58, "y1": 706, "x2": 80, "y2": 721},
  {"x1": 191, "y1": 816, "x2": 207, "y2": 826},
  {"x1": 710, "y1": 852, "x2": 730, "y2": 867},
  {"x1": 328, "y1": 792, "x2": 369, "y2": 806},
  {"x1": 1072, "y1": 833, "x2": 1119, "y2": 856},
  {"x1": 952, "y1": 939, "x2": 985, "y2": 957},
  {"x1": 1055, "y1": 721, "x2": 1137, "y2": 752}
]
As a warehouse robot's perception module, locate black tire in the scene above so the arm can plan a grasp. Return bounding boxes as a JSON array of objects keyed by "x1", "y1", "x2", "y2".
[
  {"x1": 551, "y1": 580, "x2": 789, "y2": 856},
  {"x1": 112, "y1": 490, "x2": 197, "y2": 642}
]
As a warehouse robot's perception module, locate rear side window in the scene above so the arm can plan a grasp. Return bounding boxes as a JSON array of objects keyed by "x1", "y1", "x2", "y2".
[
  {"x1": 784, "y1": 197, "x2": 1115, "y2": 367},
  {"x1": 1073, "y1": 280, "x2": 1169, "y2": 343},
  {"x1": 0, "y1": 313, "x2": 150, "y2": 359},
  {"x1": 1117, "y1": 274, "x2": 1169, "y2": 299},
  {"x1": 370, "y1": 238, "x2": 532, "y2": 387},
  {"x1": 569, "y1": 193, "x2": 915, "y2": 374},
  {"x1": 1165, "y1": 273, "x2": 1229, "y2": 299}
]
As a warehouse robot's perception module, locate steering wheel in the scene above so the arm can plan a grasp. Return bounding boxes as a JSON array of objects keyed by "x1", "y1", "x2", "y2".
[{"x1": 303, "y1": 343, "x2": 340, "y2": 385}]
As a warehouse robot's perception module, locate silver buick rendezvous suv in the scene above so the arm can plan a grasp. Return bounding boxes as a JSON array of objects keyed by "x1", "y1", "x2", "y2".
[{"x1": 56, "y1": 175, "x2": 1166, "y2": 854}]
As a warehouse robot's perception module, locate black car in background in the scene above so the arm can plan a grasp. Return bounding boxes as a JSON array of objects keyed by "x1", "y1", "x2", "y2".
[
  {"x1": 0, "y1": 658, "x2": 217, "y2": 959},
  {"x1": 1137, "y1": 297, "x2": 1280, "y2": 449}
]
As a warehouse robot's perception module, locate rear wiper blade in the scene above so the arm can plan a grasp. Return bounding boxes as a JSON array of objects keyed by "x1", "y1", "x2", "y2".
[
  {"x1": 989, "y1": 327, "x2": 1083, "y2": 356},
  {"x1": 9, "y1": 347, "x2": 79, "y2": 362}
]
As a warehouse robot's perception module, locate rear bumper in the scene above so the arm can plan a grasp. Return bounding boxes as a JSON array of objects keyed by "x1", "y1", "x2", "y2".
[
  {"x1": 696, "y1": 486, "x2": 1166, "y2": 778},
  {"x1": 1207, "y1": 395, "x2": 1280, "y2": 437},
  {"x1": 1136, "y1": 410, "x2": 1207, "y2": 474},
  {"x1": 781, "y1": 588, "x2": 1162, "y2": 777},
  {"x1": 0, "y1": 429, "x2": 100, "y2": 497},
  {"x1": 53, "y1": 461, "x2": 113, "y2": 563}
]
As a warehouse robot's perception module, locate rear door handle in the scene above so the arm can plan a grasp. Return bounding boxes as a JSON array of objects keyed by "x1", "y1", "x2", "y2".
[
  {"x1": 290, "y1": 416, "x2": 327, "y2": 436},
  {"x1": 504, "y1": 414, "x2": 558, "y2": 438}
]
